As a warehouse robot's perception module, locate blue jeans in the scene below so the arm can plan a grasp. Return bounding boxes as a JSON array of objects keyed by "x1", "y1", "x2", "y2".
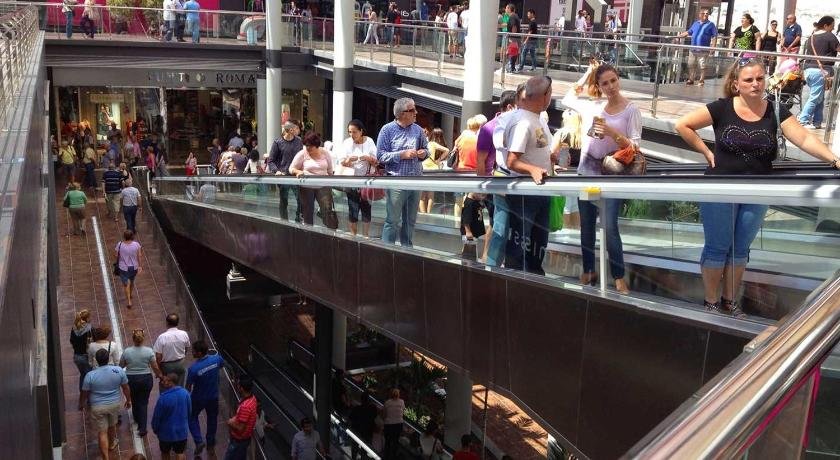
[
  {"x1": 699, "y1": 202, "x2": 768, "y2": 269},
  {"x1": 187, "y1": 18, "x2": 199, "y2": 43},
  {"x1": 73, "y1": 354, "x2": 91, "y2": 391},
  {"x1": 382, "y1": 189, "x2": 421, "y2": 247},
  {"x1": 65, "y1": 11, "x2": 74, "y2": 38},
  {"x1": 123, "y1": 205, "x2": 138, "y2": 232},
  {"x1": 505, "y1": 195, "x2": 550, "y2": 275},
  {"x1": 127, "y1": 373, "x2": 153, "y2": 434},
  {"x1": 799, "y1": 68, "x2": 827, "y2": 127},
  {"x1": 519, "y1": 44, "x2": 536, "y2": 70},
  {"x1": 579, "y1": 198, "x2": 626, "y2": 279},
  {"x1": 278, "y1": 184, "x2": 302, "y2": 222},
  {"x1": 486, "y1": 194, "x2": 510, "y2": 267},
  {"x1": 223, "y1": 437, "x2": 250, "y2": 460},
  {"x1": 189, "y1": 397, "x2": 219, "y2": 446}
]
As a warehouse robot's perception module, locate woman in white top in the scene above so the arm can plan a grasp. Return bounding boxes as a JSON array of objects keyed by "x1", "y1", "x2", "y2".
[
  {"x1": 562, "y1": 62, "x2": 642, "y2": 295},
  {"x1": 242, "y1": 149, "x2": 263, "y2": 174},
  {"x1": 382, "y1": 388, "x2": 405, "y2": 459},
  {"x1": 363, "y1": 10, "x2": 379, "y2": 45},
  {"x1": 289, "y1": 132, "x2": 338, "y2": 229},
  {"x1": 338, "y1": 119, "x2": 378, "y2": 236},
  {"x1": 87, "y1": 326, "x2": 122, "y2": 368}
]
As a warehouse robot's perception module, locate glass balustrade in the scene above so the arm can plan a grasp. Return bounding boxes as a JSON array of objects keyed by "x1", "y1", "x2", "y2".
[{"x1": 152, "y1": 173, "x2": 840, "y2": 323}]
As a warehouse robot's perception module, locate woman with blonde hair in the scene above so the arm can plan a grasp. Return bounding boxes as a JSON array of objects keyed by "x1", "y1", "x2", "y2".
[
  {"x1": 676, "y1": 57, "x2": 840, "y2": 316},
  {"x1": 419, "y1": 127, "x2": 450, "y2": 213},
  {"x1": 382, "y1": 388, "x2": 405, "y2": 459},
  {"x1": 69, "y1": 309, "x2": 93, "y2": 390},
  {"x1": 120, "y1": 329, "x2": 161, "y2": 437}
]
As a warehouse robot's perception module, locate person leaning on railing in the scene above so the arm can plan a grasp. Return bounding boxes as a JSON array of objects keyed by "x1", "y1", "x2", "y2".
[
  {"x1": 674, "y1": 8, "x2": 718, "y2": 87},
  {"x1": 675, "y1": 58, "x2": 840, "y2": 317},
  {"x1": 797, "y1": 16, "x2": 840, "y2": 130}
]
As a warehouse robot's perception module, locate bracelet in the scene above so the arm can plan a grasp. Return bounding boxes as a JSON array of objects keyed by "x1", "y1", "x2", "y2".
[
  {"x1": 613, "y1": 134, "x2": 624, "y2": 143},
  {"x1": 831, "y1": 158, "x2": 840, "y2": 169}
]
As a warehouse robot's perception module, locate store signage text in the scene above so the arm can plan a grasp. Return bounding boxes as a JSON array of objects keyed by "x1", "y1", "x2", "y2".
[{"x1": 147, "y1": 71, "x2": 259, "y2": 87}]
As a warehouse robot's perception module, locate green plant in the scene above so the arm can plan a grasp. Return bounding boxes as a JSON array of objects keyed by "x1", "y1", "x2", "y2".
[
  {"x1": 108, "y1": 0, "x2": 159, "y2": 25},
  {"x1": 623, "y1": 199, "x2": 651, "y2": 219}
]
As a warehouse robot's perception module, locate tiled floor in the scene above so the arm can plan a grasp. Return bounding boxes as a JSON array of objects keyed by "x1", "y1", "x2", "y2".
[{"x1": 56, "y1": 179, "x2": 229, "y2": 460}]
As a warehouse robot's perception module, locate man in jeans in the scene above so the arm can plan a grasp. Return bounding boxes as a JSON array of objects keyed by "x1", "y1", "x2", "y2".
[
  {"x1": 186, "y1": 340, "x2": 224, "y2": 455},
  {"x1": 183, "y1": 0, "x2": 200, "y2": 44},
  {"x1": 225, "y1": 376, "x2": 258, "y2": 460},
  {"x1": 80, "y1": 349, "x2": 131, "y2": 460},
  {"x1": 376, "y1": 97, "x2": 429, "y2": 247},
  {"x1": 120, "y1": 178, "x2": 141, "y2": 233},
  {"x1": 270, "y1": 122, "x2": 304, "y2": 222},
  {"x1": 504, "y1": 76, "x2": 554, "y2": 274},
  {"x1": 102, "y1": 163, "x2": 123, "y2": 222}
]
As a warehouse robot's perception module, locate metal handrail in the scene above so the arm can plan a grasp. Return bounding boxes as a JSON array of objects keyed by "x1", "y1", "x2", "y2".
[
  {"x1": 153, "y1": 174, "x2": 840, "y2": 207},
  {"x1": 626, "y1": 270, "x2": 840, "y2": 458}
]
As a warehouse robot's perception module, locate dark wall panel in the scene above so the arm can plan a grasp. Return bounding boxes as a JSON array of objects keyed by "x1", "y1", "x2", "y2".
[
  {"x1": 704, "y1": 331, "x2": 750, "y2": 384},
  {"x1": 463, "y1": 268, "x2": 507, "y2": 385},
  {"x1": 359, "y1": 246, "x2": 396, "y2": 330},
  {"x1": 577, "y1": 303, "x2": 709, "y2": 459},
  {"x1": 393, "y1": 253, "x2": 427, "y2": 349},
  {"x1": 309, "y1": 232, "x2": 337, "y2": 305},
  {"x1": 507, "y1": 282, "x2": 588, "y2": 443},
  {"x1": 333, "y1": 238, "x2": 361, "y2": 316},
  {"x1": 424, "y1": 259, "x2": 465, "y2": 369}
]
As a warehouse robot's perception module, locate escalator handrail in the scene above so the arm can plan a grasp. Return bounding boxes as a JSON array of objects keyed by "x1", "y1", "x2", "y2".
[
  {"x1": 248, "y1": 345, "x2": 382, "y2": 460},
  {"x1": 153, "y1": 173, "x2": 840, "y2": 206},
  {"x1": 625, "y1": 270, "x2": 840, "y2": 458}
]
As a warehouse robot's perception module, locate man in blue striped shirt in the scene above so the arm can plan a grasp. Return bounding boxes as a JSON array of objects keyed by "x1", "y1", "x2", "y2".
[{"x1": 376, "y1": 97, "x2": 429, "y2": 247}]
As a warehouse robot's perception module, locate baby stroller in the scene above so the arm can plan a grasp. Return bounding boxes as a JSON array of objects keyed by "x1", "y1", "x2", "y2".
[{"x1": 768, "y1": 60, "x2": 804, "y2": 111}]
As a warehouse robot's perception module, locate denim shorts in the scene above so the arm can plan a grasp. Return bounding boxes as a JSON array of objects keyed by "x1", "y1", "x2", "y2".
[{"x1": 119, "y1": 266, "x2": 137, "y2": 285}]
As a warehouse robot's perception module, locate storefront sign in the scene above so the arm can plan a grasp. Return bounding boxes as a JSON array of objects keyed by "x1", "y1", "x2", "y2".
[
  {"x1": 146, "y1": 71, "x2": 260, "y2": 87},
  {"x1": 89, "y1": 93, "x2": 125, "y2": 103}
]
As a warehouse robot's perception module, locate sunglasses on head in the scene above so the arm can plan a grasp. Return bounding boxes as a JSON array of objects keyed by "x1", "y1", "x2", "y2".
[{"x1": 738, "y1": 57, "x2": 762, "y2": 67}]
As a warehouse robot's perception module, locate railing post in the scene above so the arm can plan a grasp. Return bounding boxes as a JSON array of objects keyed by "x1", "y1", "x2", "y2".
[
  {"x1": 436, "y1": 28, "x2": 442, "y2": 75},
  {"x1": 411, "y1": 25, "x2": 416, "y2": 70},
  {"x1": 500, "y1": 33, "x2": 508, "y2": 86},
  {"x1": 651, "y1": 47, "x2": 662, "y2": 118}
]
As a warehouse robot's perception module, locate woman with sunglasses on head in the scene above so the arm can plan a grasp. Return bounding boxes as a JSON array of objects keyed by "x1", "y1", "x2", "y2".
[
  {"x1": 562, "y1": 62, "x2": 642, "y2": 295},
  {"x1": 761, "y1": 20, "x2": 781, "y2": 74},
  {"x1": 120, "y1": 329, "x2": 162, "y2": 437},
  {"x1": 676, "y1": 58, "x2": 840, "y2": 316}
]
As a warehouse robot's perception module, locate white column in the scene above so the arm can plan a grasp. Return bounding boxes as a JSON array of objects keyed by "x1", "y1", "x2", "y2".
[
  {"x1": 626, "y1": 0, "x2": 643, "y2": 37},
  {"x1": 266, "y1": 0, "x2": 285, "y2": 145},
  {"x1": 332, "y1": 0, "x2": 354, "y2": 145},
  {"x1": 332, "y1": 312, "x2": 347, "y2": 370},
  {"x1": 257, "y1": 78, "x2": 267, "y2": 155},
  {"x1": 444, "y1": 370, "x2": 473, "y2": 449},
  {"x1": 461, "y1": 0, "x2": 497, "y2": 119}
]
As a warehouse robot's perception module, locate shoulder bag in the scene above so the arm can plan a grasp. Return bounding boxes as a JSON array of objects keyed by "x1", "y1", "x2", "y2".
[
  {"x1": 113, "y1": 242, "x2": 122, "y2": 276},
  {"x1": 811, "y1": 35, "x2": 834, "y2": 91},
  {"x1": 360, "y1": 163, "x2": 385, "y2": 201},
  {"x1": 602, "y1": 145, "x2": 647, "y2": 175}
]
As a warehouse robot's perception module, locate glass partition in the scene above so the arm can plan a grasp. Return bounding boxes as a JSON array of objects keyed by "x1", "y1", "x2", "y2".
[{"x1": 154, "y1": 174, "x2": 840, "y2": 322}]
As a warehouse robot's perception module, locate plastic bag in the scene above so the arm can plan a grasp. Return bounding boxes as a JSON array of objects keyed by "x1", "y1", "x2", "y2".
[{"x1": 549, "y1": 196, "x2": 566, "y2": 232}]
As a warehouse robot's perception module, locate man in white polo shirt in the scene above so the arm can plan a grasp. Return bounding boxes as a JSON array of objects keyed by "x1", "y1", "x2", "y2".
[{"x1": 154, "y1": 313, "x2": 191, "y2": 387}]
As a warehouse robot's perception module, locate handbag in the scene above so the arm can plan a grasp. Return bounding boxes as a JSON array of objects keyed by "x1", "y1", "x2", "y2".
[
  {"x1": 63, "y1": 195, "x2": 71, "y2": 208},
  {"x1": 112, "y1": 242, "x2": 121, "y2": 276},
  {"x1": 602, "y1": 145, "x2": 647, "y2": 175},
  {"x1": 446, "y1": 146, "x2": 460, "y2": 168},
  {"x1": 360, "y1": 164, "x2": 385, "y2": 201},
  {"x1": 810, "y1": 35, "x2": 834, "y2": 91},
  {"x1": 548, "y1": 196, "x2": 566, "y2": 232}
]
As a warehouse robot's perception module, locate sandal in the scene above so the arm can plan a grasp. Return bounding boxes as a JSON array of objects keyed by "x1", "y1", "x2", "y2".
[
  {"x1": 721, "y1": 298, "x2": 747, "y2": 318},
  {"x1": 704, "y1": 300, "x2": 722, "y2": 312},
  {"x1": 685, "y1": 79, "x2": 694, "y2": 86},
  {"x1": 579, "y1": 272, "x2": 599, "y2": 286}
]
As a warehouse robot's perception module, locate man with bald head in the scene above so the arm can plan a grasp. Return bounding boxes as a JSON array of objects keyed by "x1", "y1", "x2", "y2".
[
  {"x1": 503, "y1": 76, "x2": 554, "y2": 275},
  {"x1": 782, "y1": 14, "x2": 802, "y2": 54}
]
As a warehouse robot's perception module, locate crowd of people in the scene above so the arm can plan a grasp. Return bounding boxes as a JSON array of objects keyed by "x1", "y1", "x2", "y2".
[
  {"x1": 70, "y1": 311, "x2": 263, "y2": 460},
  {"x1": 61, "y1": 0, "x2": 203, "y2": 43}
]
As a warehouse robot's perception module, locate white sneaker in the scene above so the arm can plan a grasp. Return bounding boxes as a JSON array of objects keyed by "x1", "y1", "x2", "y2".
[{"x1": 802, "y1": 123, "x2": 817, "y2": 129}]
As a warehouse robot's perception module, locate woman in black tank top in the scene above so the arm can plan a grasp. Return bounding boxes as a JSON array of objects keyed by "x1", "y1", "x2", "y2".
[{"x1": 762, "y1": 20, "x2": 781, "y2": 73}]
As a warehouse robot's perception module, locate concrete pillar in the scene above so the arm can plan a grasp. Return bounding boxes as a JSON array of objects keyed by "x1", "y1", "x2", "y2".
[
  {"x1": 332, "y1": 312, "x2": 347, "y2": 371},
  {"x1": 626, "y1": 0, "x2": 643, "y2": 38},
  {"x1": 461, "y1": 0, "x2": 497, "y2": 121},
  {"x1": 444, "y1": 370, "x2": 473, "y2": 449},
  {"x1": 314, "y1": 304, "x2": 334, "y2": 450},
  {"x1": 442, "y1": 113, "x2": 455, "y2": 148},
  {"x1": 257, "y1": 78, "x2": 267, "y2": 157},
  {"x1": 332, "y1": 0, "x2": 354, "y2": 145},
  {"x1": 265, "y1": 0, "x2": 285, "y2": 146}
]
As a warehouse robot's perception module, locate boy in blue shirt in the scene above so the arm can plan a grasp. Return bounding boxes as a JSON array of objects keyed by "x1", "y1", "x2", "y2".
[{"x1": 186, "y1": 339, "x2": 225, "y2": 454}]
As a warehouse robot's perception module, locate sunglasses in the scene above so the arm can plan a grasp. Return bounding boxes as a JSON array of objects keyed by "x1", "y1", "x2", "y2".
[{"x1": 737, "y1": 57, "x2": 762, "y2": 67}]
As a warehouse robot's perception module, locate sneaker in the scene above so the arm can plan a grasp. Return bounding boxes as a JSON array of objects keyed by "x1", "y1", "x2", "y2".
[{"x1": 802, "y1": 123, "x2": 817, "y2": 129}]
